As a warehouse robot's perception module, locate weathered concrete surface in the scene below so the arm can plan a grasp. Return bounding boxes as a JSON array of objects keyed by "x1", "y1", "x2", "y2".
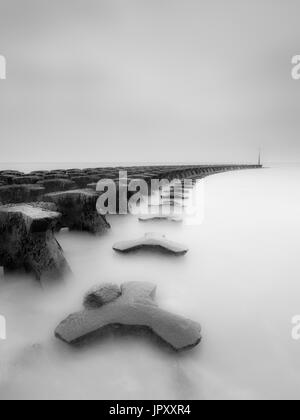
[
  {"x1": 12, "y1": 176, "x2": 41, "y2": 185},
  {"x1": 0, "y1": 174, "x2": 22, "y2": 185},
  {"x1": 29, "y1": 170, "x2": 49, "y2": 177},
  {"x1": 28, "y1": 202, "x2": 63, "y2": 231},
  {"x1": 86, "y1": 183, "x2": 97, "y2": 191},
  {"x1": 44, "y1": 189, "x2": 110, "y2": 234},
  {"x1": 113, "y1": 233, "x2": 188, "y2": 255},
  {"x1": 55, "y1": 282, "x2": 201, "y2": 351},
  {"x1": 43, "y1": 173, "x2": 69, "y2": 180},
  {"x1": 70, "y1": 175, "x2": 101, "y2": 188},
  {"x1": 0, "y1": 170, "x2": 24, "y2": 176},
  {"x1": 28, "y1": 202, "x2": 58, "y2": 212},
  {"x1": 37, "y1": 179, "x2": 76, "y2": 194},
  {"x1": 0, "y1": 185, "x2": 45, "y2": 204},
  {"x1": 0, "y1": 204, "x2": 70, "y2": 281},
  {"x1": 83, "y1": 283, "x2": 122, "y2": 309}
]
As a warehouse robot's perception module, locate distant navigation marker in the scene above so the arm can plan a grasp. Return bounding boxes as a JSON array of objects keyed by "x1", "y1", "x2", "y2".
[{"x1": 258, "y1": 148, "x2": 262, "y2": 166}]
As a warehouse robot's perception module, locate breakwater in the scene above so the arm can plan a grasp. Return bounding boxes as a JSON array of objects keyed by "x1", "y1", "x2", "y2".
[
  {"x1": 0, "y1": 164, "x2": 261, "y2": 204},
  {"x1": 0, "y1": 164, "x2": 261, "y2": 281}
]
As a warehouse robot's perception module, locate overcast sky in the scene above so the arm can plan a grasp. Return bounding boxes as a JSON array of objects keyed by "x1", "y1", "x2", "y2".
[{"x1": 0, "y1": 0, "x2": 299, "y2": 165}]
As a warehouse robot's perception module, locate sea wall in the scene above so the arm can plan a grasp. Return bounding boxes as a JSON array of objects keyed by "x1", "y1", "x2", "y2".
[{"x1": 0, "y1": 164, "x2": 261, "y2": 204}]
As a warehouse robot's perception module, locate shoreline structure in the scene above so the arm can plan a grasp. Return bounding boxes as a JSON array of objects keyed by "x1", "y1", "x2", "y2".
[
  {"x1": 0, "y1": 163, "x2": 261, "y2": 280},
  {"x1": 0, "y1": 163, "x2": 261, "y2": 200},
  {"x1": 0, "y1": 163, "x2": 262, "y2": 350}
]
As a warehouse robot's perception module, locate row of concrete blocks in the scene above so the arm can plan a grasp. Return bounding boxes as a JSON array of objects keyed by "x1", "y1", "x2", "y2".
[
  {"x1": 0, "y1": 165, "x2": 262, "y2": 352},
  {"x1": 0, "y1": 189, "x2": 186, "y2": 282},
  {"x1": 0, "y1": 164, "x2": 261, "y2": 204},
  {"x1": 0, "y1": 164, "x2": 261, "y2": 281},
  {"x1": 0, "y1": 190, "x2": 110, "y2": 281},
  {"x1": 0, "y1": 164, "x2": 261, "y2": 184}
]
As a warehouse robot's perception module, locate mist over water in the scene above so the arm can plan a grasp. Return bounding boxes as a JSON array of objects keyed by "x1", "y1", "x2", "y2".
[{"x1": 1, "y1": 166, "x2": 300, "y2": 400}]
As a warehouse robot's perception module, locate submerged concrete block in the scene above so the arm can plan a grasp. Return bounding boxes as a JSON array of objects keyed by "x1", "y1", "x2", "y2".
[
  {"x1": 113, "y1": 233, "x2": 188, "y2": 255},
  {"x1": 0, "y1": 204, "x2": 70, "y2": 281},
  {"x1": 55, "y1": 282, "x2": 201, "y2": 351},
  {"x1": 138, "y1": 214, "x2": 183, "y2": 223}
]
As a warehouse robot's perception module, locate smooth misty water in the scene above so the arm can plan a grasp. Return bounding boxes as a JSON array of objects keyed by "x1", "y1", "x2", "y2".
[{"x1": 1, "y1": 167, "x2": 300, "y2": 400}]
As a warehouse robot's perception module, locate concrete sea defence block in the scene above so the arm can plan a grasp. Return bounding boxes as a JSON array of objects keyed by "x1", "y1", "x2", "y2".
[
  {"x1": 0, "y1": 184, "x2": 45, "y2": 204},
  {"x1": 138, "y1": 214, "x2": 183, "y2": 223},
  {"x1": 113, "y1": 233, "x2": 188, "y2": 255},
  {"x1": 37, "y1": 179, "x2": 77, "y2": 194},
  {"x1": 0, "y1": 204, "x2": 70, "y2": 281},
  {"x1": 55, "y1": 281, "x2": 201, "y2": 351},
  {"x1": 12, "y1": 176, "x2": 41, "y2": 185},
  {"x1": 70, "y1": 175, "x2": 102, "y2": 188},
  {"x1": 44, "y1": 189, "x2": 110, "y2": 234},
  {"x1": 0, "y1": 164, "x2": 262, "y2": 201}
]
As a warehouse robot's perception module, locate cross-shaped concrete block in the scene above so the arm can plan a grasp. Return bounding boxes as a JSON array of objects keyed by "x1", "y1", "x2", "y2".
[
  {"x1": 55, "y1": 281, "x2": 201, "y2": 351},
  {"x1": 113, "y1": 233, "x2": 188, "y2": 255}
]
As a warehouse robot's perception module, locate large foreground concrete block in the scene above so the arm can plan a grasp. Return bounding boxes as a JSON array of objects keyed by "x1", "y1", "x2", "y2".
[
  {"x1": 0, "y1": 204, "x2": 71, "y2": 281},
  {"x1": 55, "y1": 282, "x2": 201, "y2": 351}
]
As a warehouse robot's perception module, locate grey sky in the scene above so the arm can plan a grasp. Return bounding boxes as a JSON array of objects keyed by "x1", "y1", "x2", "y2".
[{"x1": 0, "y1": 0, "x2": 299, "y2": 164}]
